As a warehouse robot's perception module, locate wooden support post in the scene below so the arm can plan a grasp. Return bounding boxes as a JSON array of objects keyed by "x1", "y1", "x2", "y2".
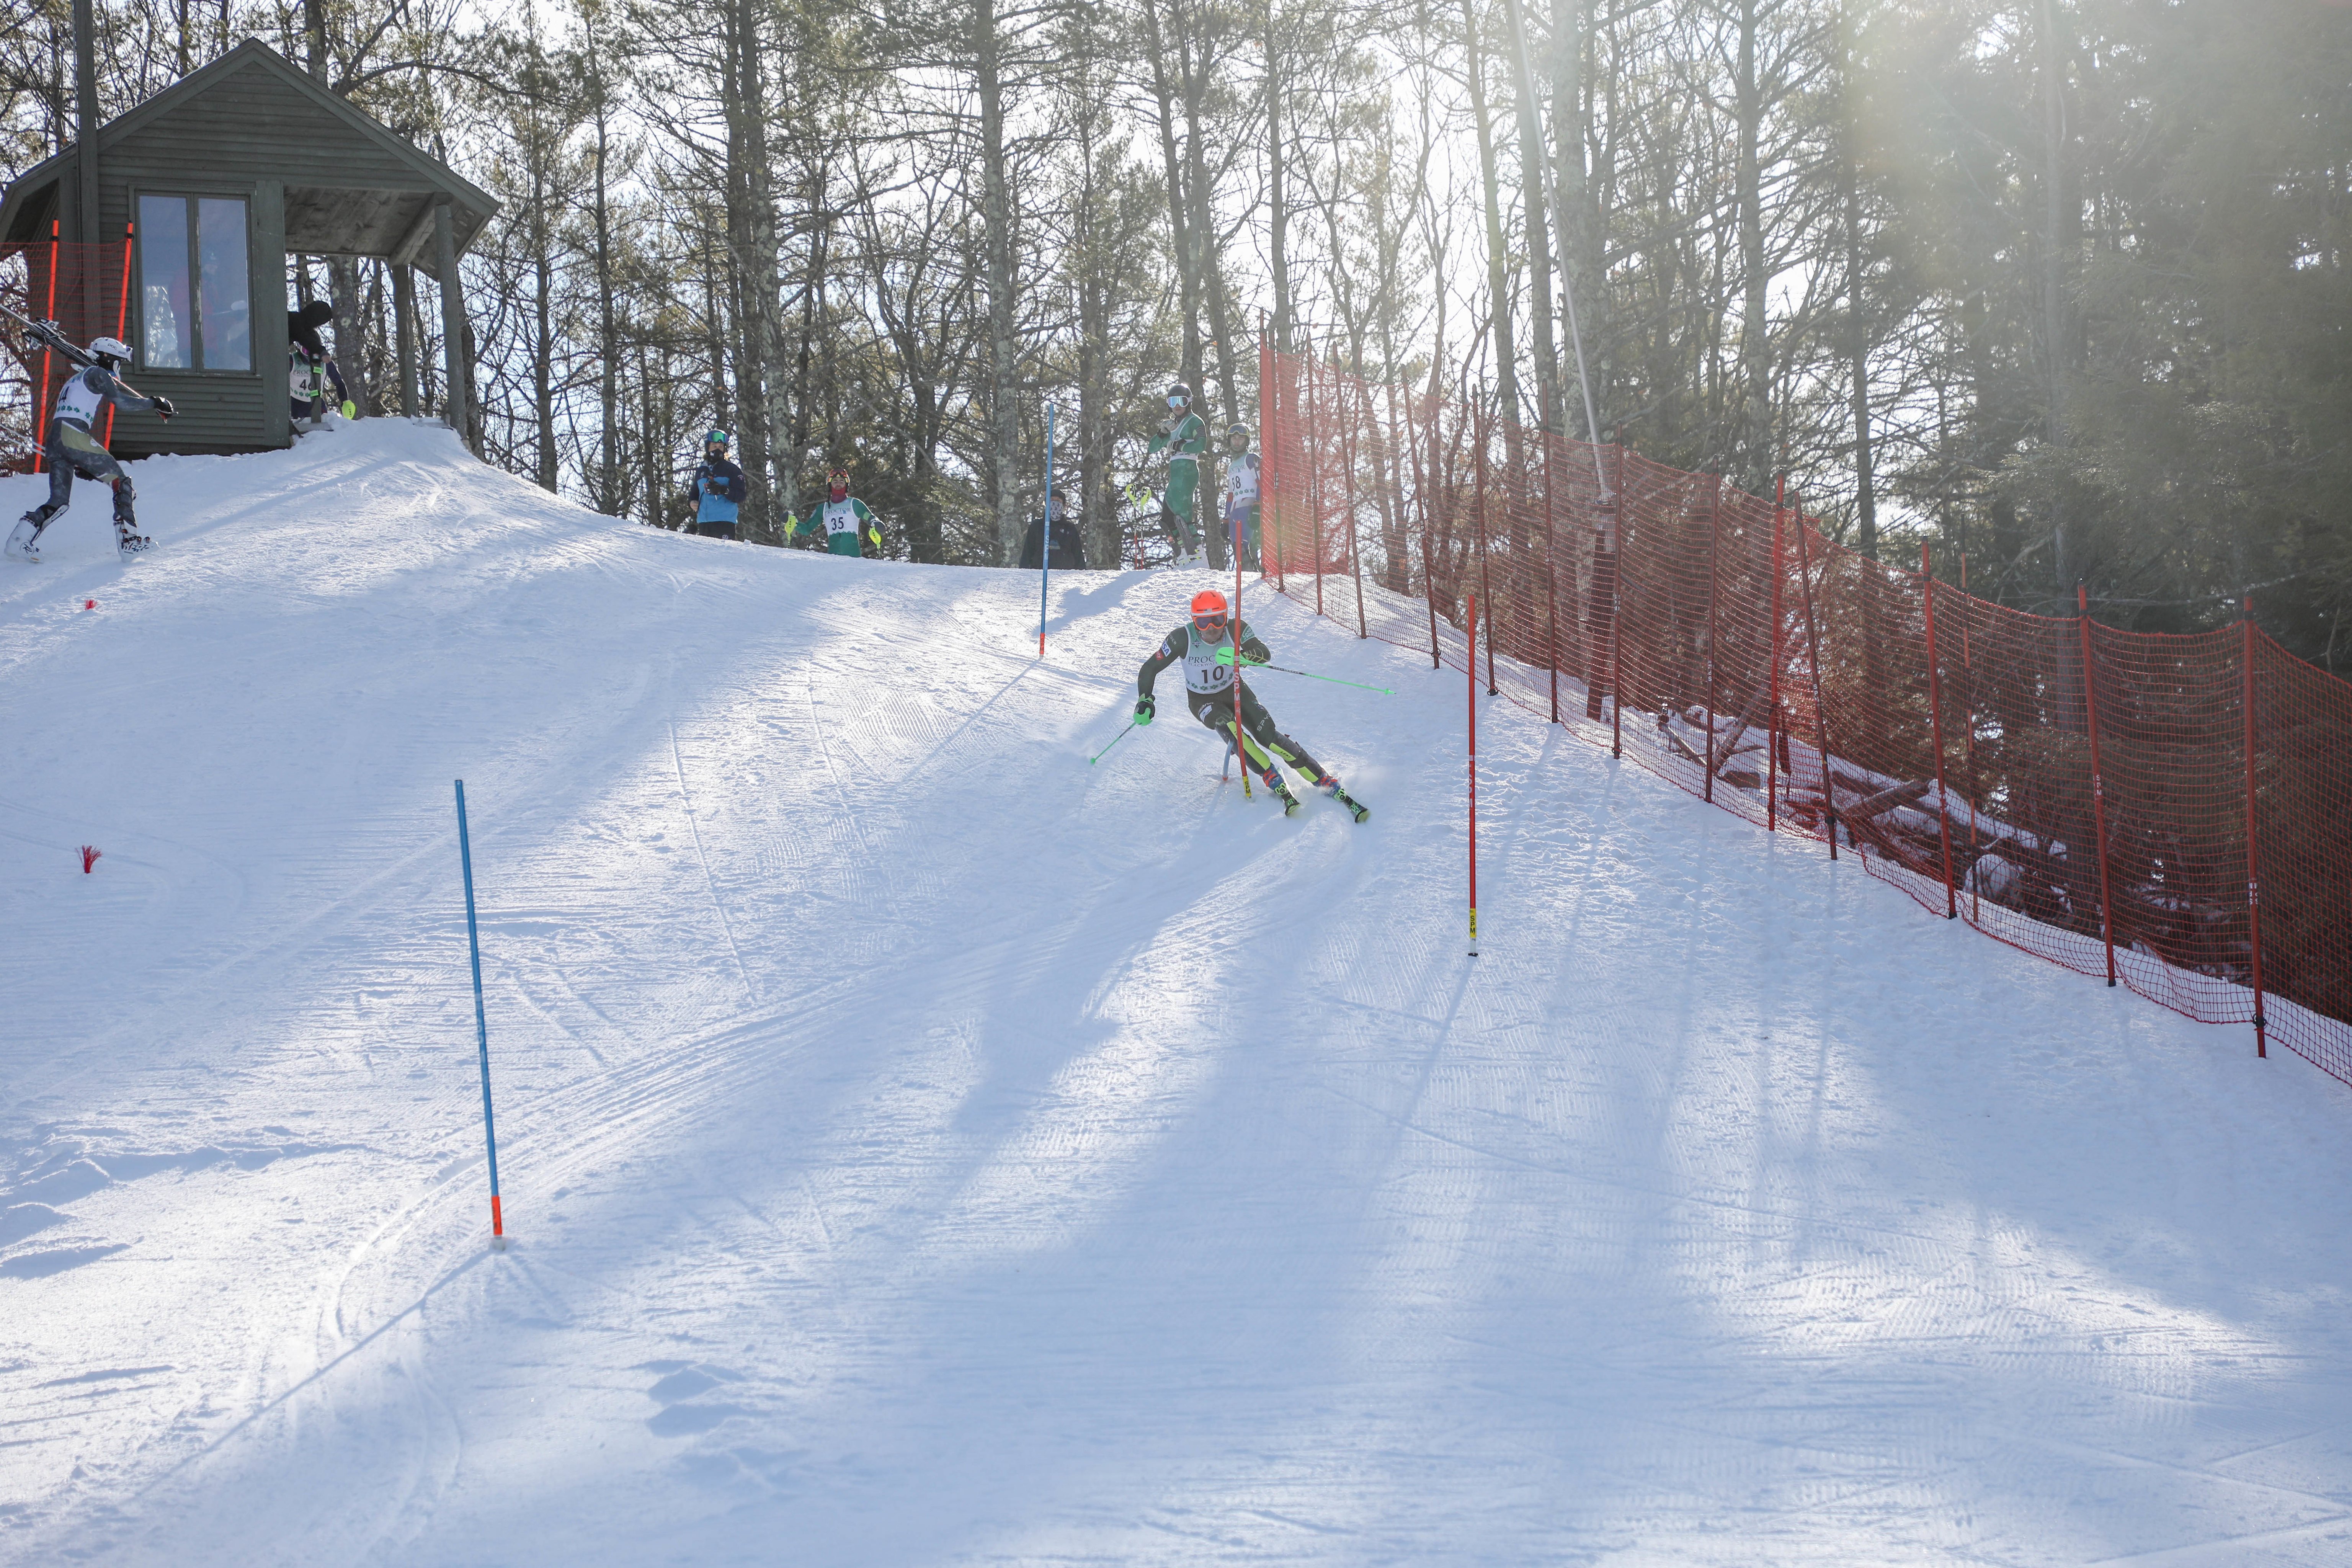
[
  {"x1": 393, "y1": 263, "x2": 420, "y2": 418},
  {"x1": 433, "y1": 198, "x2": 471, "y2": 452},
  {"x1": 2077, "y1": 583, "x2": 2119, "y2": 987}
]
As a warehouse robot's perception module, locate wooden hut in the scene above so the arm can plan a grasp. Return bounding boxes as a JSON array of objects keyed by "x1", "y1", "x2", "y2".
[{"x1": 0, "y1": 39, "x2": 499, "y2": 458}]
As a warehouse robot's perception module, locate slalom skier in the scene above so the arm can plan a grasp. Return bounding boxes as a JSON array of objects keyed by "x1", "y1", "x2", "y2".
[
  {"x1": 1132, "y1": 588, "x2": 1369, "y2": 820},
  {"x1": 1145, "y1": 382, "x2": 1217, "y2": 569},
  {"x1": 1220, "y1": 422, "x2": 1261, "y2": 570},
  {"x1": 7, "y1": 332, "x2": 174, "y2": 564},
  {"x1": 788, "y1": 467, "x2": 883, "y2": 557},
  {"x1": 686, "y1": 430, "x2": 747, "y2": 539}
]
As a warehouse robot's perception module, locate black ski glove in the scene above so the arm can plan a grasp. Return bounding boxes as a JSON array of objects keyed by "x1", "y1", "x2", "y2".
[
  {"x1": 1134, "y1": 695, "x2": 1155, "y2": 726},
  {"x1": 152, "y1": 395, "x2": 175, "y2": 418}
]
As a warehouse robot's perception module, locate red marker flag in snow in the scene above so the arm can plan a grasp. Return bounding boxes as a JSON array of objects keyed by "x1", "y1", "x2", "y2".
[{"x1": 80, "y1": 845, "x2": 101, "y2": 873}]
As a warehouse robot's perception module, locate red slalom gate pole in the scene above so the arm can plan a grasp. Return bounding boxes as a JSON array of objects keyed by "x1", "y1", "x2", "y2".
[
  {"x1": 1468, "y1": 591, "x2": 1479, "y2": 957},
  {"x1": 1922, "y1": 545, "x2": 1958, "y2": 917},
  {"x1": 2243, "y1": 599, "x2": 2268, "y2": 1058},
  {"x1": 2076, "y1": 584, "x2": 2118, "y2": 988}
]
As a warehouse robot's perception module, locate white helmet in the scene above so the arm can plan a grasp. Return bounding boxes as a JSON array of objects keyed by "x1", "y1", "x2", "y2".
[{"x1": 88, "y1": 336, "x2": 131, "y2": 364}]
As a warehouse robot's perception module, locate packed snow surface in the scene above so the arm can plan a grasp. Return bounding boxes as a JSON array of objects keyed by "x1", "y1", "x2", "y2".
[{"x1": 3, "y1": 421, "x2": 2350, "y2": 1567}]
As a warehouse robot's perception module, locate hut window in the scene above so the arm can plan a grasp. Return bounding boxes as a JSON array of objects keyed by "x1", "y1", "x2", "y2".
[{"x1": 137, "y1": 194, "x2": 250, "y2": 373}]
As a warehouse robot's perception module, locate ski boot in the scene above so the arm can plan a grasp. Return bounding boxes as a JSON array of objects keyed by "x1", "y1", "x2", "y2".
[
  {"x1": 1264, "y1": 771, "x2": 1302, "y2": 816},
  {"x1": 1319, "y1": 775, "x2": 1371, "y2": 822},
  {"x1": 6, "y1": 515, "x2": 42, "y2": 564}
]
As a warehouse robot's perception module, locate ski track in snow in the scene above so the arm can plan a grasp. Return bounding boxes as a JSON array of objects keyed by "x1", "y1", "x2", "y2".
[{"x1": 0, "y1": 421, "x2": 2349, "y2": 1565}]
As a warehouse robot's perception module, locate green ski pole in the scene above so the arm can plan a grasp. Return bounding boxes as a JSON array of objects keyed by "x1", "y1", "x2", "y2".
[
  {"x1": 1213, "y1": 647, "x2": 1393, "y2": 694},
  {"x1": 1090, "y1": 717, "x2": 1142, "y2": 765}
]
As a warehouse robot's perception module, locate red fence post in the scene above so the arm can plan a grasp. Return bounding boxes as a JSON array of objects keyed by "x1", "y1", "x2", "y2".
[
  {"x1": 1419, "y1": 391, "x2": 1440, "y2": 669},
  {"x1": 1545, "y1": 430, "x2": 1561, "y2": 724},
  {"x1": 1468, "y1": 591, "x2": 1479, "y2": 957},
  {"x1": 2243, "y1": 600, "x2": 2269, "y2": 1058},
  {"x1": 1793, "y1": 498, "x2": 1838, "y2": 860},
  {"x1": 1344, "y1": 372, "x2": 1367, "y2": 637},
  {"x1": 1475, "y1": 404, "x2": 1497, "y2": 695},
  {"x1": 2076, "y1": 583, "x2": 2119, "y2": 988},
  {"x1": 1767, "y1": 493, "x2": 1784, "y2": 832},
  {"x1": 1609, "y1": 443, "x2": 1624, "y2": 758},
  {"x1": 1921, "y1": 545, "x2": 1958, "y2": 917},
  {"x1": 31, "y1": 220, "x2": 60, "y2": 475},
  {"x1": 1307, "y1": 336, "x2": 1325, "y2": 616},
  {"x1": 1702, "y1": 479, "x2": 1721, "y2": 803}
]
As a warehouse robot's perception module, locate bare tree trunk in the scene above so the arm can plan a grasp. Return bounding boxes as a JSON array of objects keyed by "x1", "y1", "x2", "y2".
[
  {"x1": 588, "y1": 13, "x2": 620, "y2": 513},
  {"x1": 2039, "y1": 0, "x2": 2071, "y2": 592},
  {"x1": 1503, "y1": 0, "x2": 1558, "y2": 432},
  {"x1": 1736, "y1": 0, "x2": 1771, "y2": 489},
  {"x1": 976, "y1": 0, "x2": 1022, "y2": 564},
  {"x1": 1264, "y1": 0, "x2": 1290, "y2": 356},
  {"x1": 1462, "y1": 0, "x2": 1526, "y2": 432},
  {"x1": 1841, "y1": 1, "x2": 1875, "y2": 555},
  {"x1": 1142, "y1": 0, "x2": 1201, "y2": 396}
]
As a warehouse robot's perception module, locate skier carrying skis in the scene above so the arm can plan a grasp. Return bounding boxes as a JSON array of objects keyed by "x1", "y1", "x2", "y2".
[
  {"x1": 686, "y1": 430, "x2": 747, "y2": 539},
  {"x1": 1132, "y1": 588, "x2": 1369, "y2": 820},
  {"x1": 287, "y1": 301, "x2": 349, "y2": 427},
  {"x1": 1220, "y1": 422, "x2": 1261, "y2": 571},
  {"x1": 788, "y1": 467, "x2": 883, "y2": 557},
  {"x1": 7, "y1": 333, "x2": 173, "y2": 564},
  {"x1": 1145, "y1": 382, "x2": 1217, "y2": 569}
]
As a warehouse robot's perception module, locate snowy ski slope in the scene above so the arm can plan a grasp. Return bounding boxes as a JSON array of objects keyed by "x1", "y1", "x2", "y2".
[{"x1": 3, "y1": 422, "x2": 2350, "y2": 1566}]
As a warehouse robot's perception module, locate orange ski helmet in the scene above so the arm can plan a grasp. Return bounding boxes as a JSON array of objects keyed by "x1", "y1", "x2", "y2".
[{"x1": 1190, "y1": 588, "x2": 1228, "y2": 632}]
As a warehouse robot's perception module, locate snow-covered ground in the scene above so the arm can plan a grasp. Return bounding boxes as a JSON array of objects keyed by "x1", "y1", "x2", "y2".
[{"x1": 3, "y1": 421, "x2": 2349, "y2": 1566}]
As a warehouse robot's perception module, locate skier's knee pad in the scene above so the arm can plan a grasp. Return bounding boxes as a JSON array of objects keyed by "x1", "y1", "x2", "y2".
[{"x1": 111, "y1": 475, "x2": 135, "y2": 502}]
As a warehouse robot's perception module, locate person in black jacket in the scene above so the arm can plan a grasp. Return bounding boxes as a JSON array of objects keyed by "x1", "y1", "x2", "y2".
[
  {"x1": 1018, "y1": 491, "x2": 1085, "y2": 570},
  {"x1": 287, "y1": 301, "x2": 349, "y2": 427},
  {"x1": 685, "y1": 430, "x2": 748, "y2": 538}
]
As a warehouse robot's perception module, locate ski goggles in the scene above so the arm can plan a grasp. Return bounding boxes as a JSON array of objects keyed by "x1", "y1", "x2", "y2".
[{"x1": 1192, "y1": 612, "x2": 1228, "y2": 634}]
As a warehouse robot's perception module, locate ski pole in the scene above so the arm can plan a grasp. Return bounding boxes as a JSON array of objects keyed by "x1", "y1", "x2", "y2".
[
  {"x1": 1089, "y1": 717, "x2": 1141, "y2": 765},
  {"x1": 1215, "y1": 652, "x2": 1392, "y2": 694}
]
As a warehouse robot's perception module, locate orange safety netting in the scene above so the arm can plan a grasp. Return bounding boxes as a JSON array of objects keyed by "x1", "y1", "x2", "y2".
[
  {"x1": 1258, "y1": 340, "x2": 2352, "y2": 1088},
  {"x1": 2, "y1": 234, "x2": 139, "y2": 468}
]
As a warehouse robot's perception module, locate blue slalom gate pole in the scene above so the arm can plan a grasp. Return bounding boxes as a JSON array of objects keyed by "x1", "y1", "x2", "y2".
[
  {"x1": 454, "y1": 779, "x2": 506, "y2": 1249},
  {"x1": 1038, "y1": 402, "x2": 1055, "y2": 658}
]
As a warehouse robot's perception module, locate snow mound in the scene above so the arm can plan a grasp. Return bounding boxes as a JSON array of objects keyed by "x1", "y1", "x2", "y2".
[{"x1": 3, "y1": 422, "x2": 2349, "y2": 1565}]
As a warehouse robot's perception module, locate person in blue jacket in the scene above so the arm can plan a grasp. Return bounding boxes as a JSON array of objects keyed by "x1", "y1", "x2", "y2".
[{"x1": 686, "y1": 430, "x2": 747, "y2": 539}]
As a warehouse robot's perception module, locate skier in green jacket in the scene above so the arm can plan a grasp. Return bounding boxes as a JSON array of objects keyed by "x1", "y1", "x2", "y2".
[
  {"x1": 788, "y1": 467, "x2": 884, "y2": 556},
  {"x1": 1132, "y1": 588, "x2": 1369, "y2": 820},
  {"x1": 1145, "y1": 382, "x2": 1218, "y2": 569}
]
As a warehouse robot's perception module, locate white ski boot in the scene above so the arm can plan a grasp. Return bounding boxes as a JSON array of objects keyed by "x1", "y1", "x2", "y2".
[{"x1": 6, "y1": 515, "x2": 42, "y2": 564}]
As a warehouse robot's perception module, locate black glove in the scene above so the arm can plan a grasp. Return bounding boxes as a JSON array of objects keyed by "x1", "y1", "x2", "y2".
[
  {"x1": 152, "y1": 395, "x2": 176, "y2": 418},
  {"x1": 1134, "y1": 695, "x2": 1155, "y2": 726}
]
